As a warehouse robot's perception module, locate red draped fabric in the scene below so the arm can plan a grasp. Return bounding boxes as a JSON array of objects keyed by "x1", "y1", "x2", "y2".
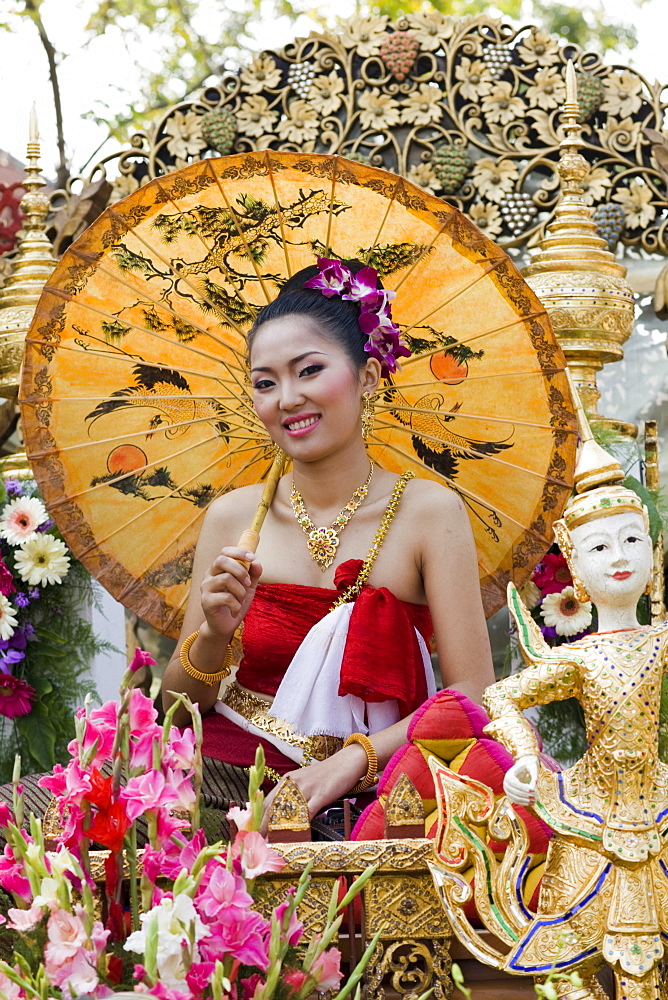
[{"x1": 201, "y1": 559, "x2": 433, "y2": 768}]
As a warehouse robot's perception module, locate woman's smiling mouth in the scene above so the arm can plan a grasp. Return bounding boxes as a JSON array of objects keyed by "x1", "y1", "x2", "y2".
[
  {"x1": 284, "y1": 414, "x2": 321, "y2": 436},
  {"x1": 611, "y1": 571, "x2": 632, "y2": 580}
]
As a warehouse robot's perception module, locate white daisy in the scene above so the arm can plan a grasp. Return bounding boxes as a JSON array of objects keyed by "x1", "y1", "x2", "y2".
[
  {"x1": 0, "y1": 593, "x2": 18, "y2": 640},
  {"x1": 0, "y1": 496, "x2": 49, "y2": 546},
  {"x1": 14, "y1": 535, "x2": 70, "y2": 587},
  {"x1": 540, "y1": 586, "x2": 592, "y2": 637}
]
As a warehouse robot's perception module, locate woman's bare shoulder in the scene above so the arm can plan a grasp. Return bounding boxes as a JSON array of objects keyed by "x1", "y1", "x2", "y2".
[
  {"x1": 402, "y1": 477, "x2": 468, "y2": 521},
  {"x1": 201, "y1": 481, "x2": 267, "y2": 533}
]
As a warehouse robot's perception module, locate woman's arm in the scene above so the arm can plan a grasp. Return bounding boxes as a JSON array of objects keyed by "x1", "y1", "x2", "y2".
[
  {"x1": 162, "y1": 491, "x2": 262, "y2": 728},
  {"x1": 418, "y1": 484, "x2": 495, "y2": 703}
]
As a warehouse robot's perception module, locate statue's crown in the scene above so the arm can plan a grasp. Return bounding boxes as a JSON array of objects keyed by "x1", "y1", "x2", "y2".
[{"x1": 562, "y1": 485, "x2": 649, "y2": 531}]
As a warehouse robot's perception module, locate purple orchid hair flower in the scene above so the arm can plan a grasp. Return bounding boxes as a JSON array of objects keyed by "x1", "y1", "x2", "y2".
[
  {"x1": 14, "y1": 593, "x2": 30, "y2": 609},
  {"x1": 4, "y1": 480, "x2": 23, "y2": 497},
  {"x1": 304, "y1": 257, "x2": 410, "y2": 377},
  {"x1": 303, "y1": 258, "x2": 349, "y2": 297}
]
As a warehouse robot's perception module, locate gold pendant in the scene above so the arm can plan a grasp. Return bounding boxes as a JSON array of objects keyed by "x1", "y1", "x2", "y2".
[{"x1": 307, "y1": 527, "x2": 340, "y2": 571}]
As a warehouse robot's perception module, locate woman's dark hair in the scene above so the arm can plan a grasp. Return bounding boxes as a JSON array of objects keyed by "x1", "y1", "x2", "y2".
[{"x1": 248, "y1": 260, "x2": 379, "y2": 368}]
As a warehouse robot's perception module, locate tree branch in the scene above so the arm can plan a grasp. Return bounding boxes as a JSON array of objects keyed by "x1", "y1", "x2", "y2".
[{"x1": 23, "y1": 0, "x2": 69, "y2": 187}]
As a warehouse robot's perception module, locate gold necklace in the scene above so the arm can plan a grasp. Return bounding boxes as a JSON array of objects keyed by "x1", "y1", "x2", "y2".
[{"x1": 290, "y1": 463, "x2": 374, "y2": 571}]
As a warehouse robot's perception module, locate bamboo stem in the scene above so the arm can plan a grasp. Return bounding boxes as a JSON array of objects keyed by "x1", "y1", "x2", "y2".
[{"x1": 236, "y1": 449, "x2": 287, "y2": 557}]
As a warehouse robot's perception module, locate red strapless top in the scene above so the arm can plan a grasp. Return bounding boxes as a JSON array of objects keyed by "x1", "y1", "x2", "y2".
[{"x1": 201, "y1": 559, "x2": 433, "y2": 771}]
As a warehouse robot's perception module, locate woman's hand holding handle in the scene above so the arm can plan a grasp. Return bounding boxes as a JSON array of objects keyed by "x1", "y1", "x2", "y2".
[{"x1": 199, "y1": 545, "x2": 262, "y2": 644}]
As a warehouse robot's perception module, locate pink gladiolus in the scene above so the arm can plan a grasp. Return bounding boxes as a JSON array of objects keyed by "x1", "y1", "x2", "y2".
[
  {"x1": 39, "y1": 760, "x2": 93, "y2": 808},
  {"x1": 144, "y1": 829, "x2": 207, "y2": 882},
  {"x1": 241, "y1": 974, "x2": 265, "y2": 1000},
  {"x1": 0, "y1": 843, "x2": 32, "y2": 900},
  {"x1": 163, "y1": 768, "x2": 196, "y2": 813},
  {"x1": 154, "y1": 808, "x2": 189, "y2": 847},
  {"x1": 185, "y1": 961, "x2": 216, "y2": 996},
  {"x1": 128, "y1": 687, "x2": 158, "y2": 734},
  {"x1": 130, "y1": 730, "x2": 161, "y2": 771},
  {"x1": 44, "y1": 908, "x2": 88, "y2": 970},
  {"x1": 8, "y1": 902, "x2": 44, "y2": 931},
  {"x1": 166, "y1": 727, "x2": 197, "y2": 770},
  {"x1": 197, "y1": 864, "x2": 253, "y2": 919},
  {"x1": 227, "y1": 802, "x2": 253, "y2": 832},
  {"x1": 129, "y1": 647, "x2": 157, "y2": 673},
  {"x1": 52, "y1": 947, "x2": 99, "y2": 997},
  {"x1": 311, "y1": 948, "x2": 343, "y2": 992},
  {"x1": 0, "y1": 801, "x2": 12, "y2": 828},
  {"x1": 120, "y1": 770, "x2": 176, "y2": 823},
  {"x1": 238, "y1": 830, "x2": 285, "y2": 879},
  {"x1": 284, "y1": 969, "x2": 310, "y2": 995},
  {"x1": 274, "y1": 891, "x2": 304, "y2": 946},
  {"x1": 199, "y1": 907, "x2": 270, "y2": 969},
  {"x1": 148, "y1": 985, "x2": 191, "y2": 1000},
  {"x1": 0, "y1": 968, "x2": 23, "y2": 1000}
]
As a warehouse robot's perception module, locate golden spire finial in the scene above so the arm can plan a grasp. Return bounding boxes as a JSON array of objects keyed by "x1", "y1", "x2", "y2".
[
  {"x1": 0, "y1": 105, "x2": 56, "y2": 398},
  {"x1": 522, "y1": 61, "x2": 636, "y2": 433}
]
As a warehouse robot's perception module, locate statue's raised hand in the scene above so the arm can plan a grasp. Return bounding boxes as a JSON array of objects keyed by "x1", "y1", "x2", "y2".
[{"x1": 503, "y1": 754, "x2": 539, "y2": 807}]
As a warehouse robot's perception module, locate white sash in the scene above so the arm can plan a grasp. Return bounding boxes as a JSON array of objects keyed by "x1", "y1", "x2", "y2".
[{"x1": 215, "y1": 603, "x2": 435, "y2": 762}]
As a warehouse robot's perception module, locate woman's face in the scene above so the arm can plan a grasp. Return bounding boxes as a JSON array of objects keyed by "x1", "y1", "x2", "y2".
[
  {"x1": 570, "y1": 511, "x2": 653, "y2": 609},
  {"x1": 249, "y1": 314, "x2": 378, "y2": 460}
]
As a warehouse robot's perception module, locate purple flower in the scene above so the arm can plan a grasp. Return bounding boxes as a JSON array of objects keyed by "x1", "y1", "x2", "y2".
[
  {"x1": 305, "y1": 258, "x2": 411, "y2": 378},
  {"x1": 28, "y1": 588, "x2": 40, "y2": 600},
  {"x1": 4, "y1": 480, "x2": 23, "y2": 498},
  {"x1": 37, "y1": 519, "x2": 54, "y2": 532},
  {"x1": 14, "y1": 593, "x2": 29, "y2": 609},
  {"x1": 19, "y1": 623, "x2": 35, "y2": 641},
  {"x1": 304, "y1": 257, "x2": 349, "y2": 297},
  {"x1": 0, "y1": 649, "x2": 24, "y2": 671}
]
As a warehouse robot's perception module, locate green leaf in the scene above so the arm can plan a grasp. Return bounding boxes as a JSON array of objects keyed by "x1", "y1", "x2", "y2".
[{"x1": 15, "y1": 702, "x2": 58, "y2": 771}]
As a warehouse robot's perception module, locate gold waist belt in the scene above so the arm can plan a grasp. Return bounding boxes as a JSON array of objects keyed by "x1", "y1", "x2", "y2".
[{"x1": 222, "y1": 680, "x2": 343, "y2": 763}]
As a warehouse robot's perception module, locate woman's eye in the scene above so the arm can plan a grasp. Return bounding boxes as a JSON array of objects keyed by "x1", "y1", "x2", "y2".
[
  {"x1": 253, "y1": 378, "x2": 274, "y2": 391},
  {"x1": 591, "y1": 544, "x2": 606, "y2": 552},
  {"x1": 299, "y1": 363, "x2": 324, "y2": 377},
  {"x1": 626, "y1": 536, "x2": 639, "y2": 543}
]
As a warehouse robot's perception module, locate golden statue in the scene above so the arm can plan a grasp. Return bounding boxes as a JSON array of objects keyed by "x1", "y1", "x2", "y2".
[{"x1": 429, "y1": 478, "x2": 668, "y2": 1000}]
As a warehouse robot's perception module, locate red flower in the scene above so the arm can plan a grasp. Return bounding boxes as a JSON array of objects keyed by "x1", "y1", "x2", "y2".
[
  {"x1": 533, "y1": 552, "x2": 572, "y2": 595},
  {"x1": 0, "y1": 558, "x2": 15, "y2": 596},
  {"x1": 86, "y1": 769, "x2": 113, "y2": 811},
  {"x1": 106, "y1": 954, "x2": 124, "y2": 984},
  {"x1": 0, "y1": 674, "x2": 36, "y2": 719},
  {"x1": 87, "y1": 800, "x2": 130, "y2": 853}
]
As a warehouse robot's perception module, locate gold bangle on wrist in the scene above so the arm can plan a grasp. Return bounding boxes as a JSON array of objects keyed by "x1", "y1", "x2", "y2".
[
  {"x1": 343, "y1": 732, "x2": 378, "y2": 793},
  {"x1": 179, "y1": 630, "x2": 233, "y2": 686}
]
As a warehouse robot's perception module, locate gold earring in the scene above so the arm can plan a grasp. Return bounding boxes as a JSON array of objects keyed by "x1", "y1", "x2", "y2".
[
  {"x1": 572, "y1": 572, "x2": 590, "y2": 604},
  {"x1": 645, "y1": 574, "x2": 653, "y2": 596},
  {"x1": 361, "y1": 392, "x2": 374, "y2": 441}
]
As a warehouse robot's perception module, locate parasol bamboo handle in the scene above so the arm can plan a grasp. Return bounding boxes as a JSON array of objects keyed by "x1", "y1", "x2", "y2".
[{"x1": 235, "y1": 449, "x2": 287, "y2": 565}]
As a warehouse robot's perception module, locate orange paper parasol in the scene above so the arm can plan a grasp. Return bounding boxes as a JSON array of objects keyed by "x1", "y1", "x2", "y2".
[{"x1": 20, "y1": 152, "x2": 576, "y2": 637}]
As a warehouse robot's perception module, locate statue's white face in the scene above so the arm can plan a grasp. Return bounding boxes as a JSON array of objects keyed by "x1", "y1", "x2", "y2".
[{"x1": 570, "y1": 511, "x2": 653, "y2": 609}]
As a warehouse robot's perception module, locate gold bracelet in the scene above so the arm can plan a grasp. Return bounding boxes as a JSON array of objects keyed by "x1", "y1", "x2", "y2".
[
  {"x1": 343, "y1": 733, "x2": 378, "y2": 793},
  {"x1": 179, "y1": 630, "x2": 233, "y2": 686}
]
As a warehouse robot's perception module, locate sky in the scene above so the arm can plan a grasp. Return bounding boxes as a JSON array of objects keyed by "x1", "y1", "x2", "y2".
[{"x1": 0, "y1": 0, "x2": 667, "y2": 182}]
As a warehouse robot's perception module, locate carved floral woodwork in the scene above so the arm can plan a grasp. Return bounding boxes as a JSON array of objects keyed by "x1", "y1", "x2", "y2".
[{"x1": 60, "y1": 13, "x2": 667, "y2": 258}]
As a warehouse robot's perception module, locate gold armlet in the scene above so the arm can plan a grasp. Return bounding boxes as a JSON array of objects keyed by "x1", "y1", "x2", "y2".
[
  {"x1": 343, "y1": 732, "x2": 378, "y2": 793},
  {"x1": 179, "y1": 630, "x2": 233, "y2": 686}
]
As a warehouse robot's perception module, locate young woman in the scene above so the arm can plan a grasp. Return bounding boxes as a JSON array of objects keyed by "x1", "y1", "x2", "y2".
[{"x1": 162, "y1": 259, "x2": 495, "y2": 830}]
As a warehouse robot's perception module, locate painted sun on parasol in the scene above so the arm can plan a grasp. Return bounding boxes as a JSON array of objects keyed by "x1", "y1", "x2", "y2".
[{"x1": 20, "y1": 152, "x2": 577, "y2": 637}]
